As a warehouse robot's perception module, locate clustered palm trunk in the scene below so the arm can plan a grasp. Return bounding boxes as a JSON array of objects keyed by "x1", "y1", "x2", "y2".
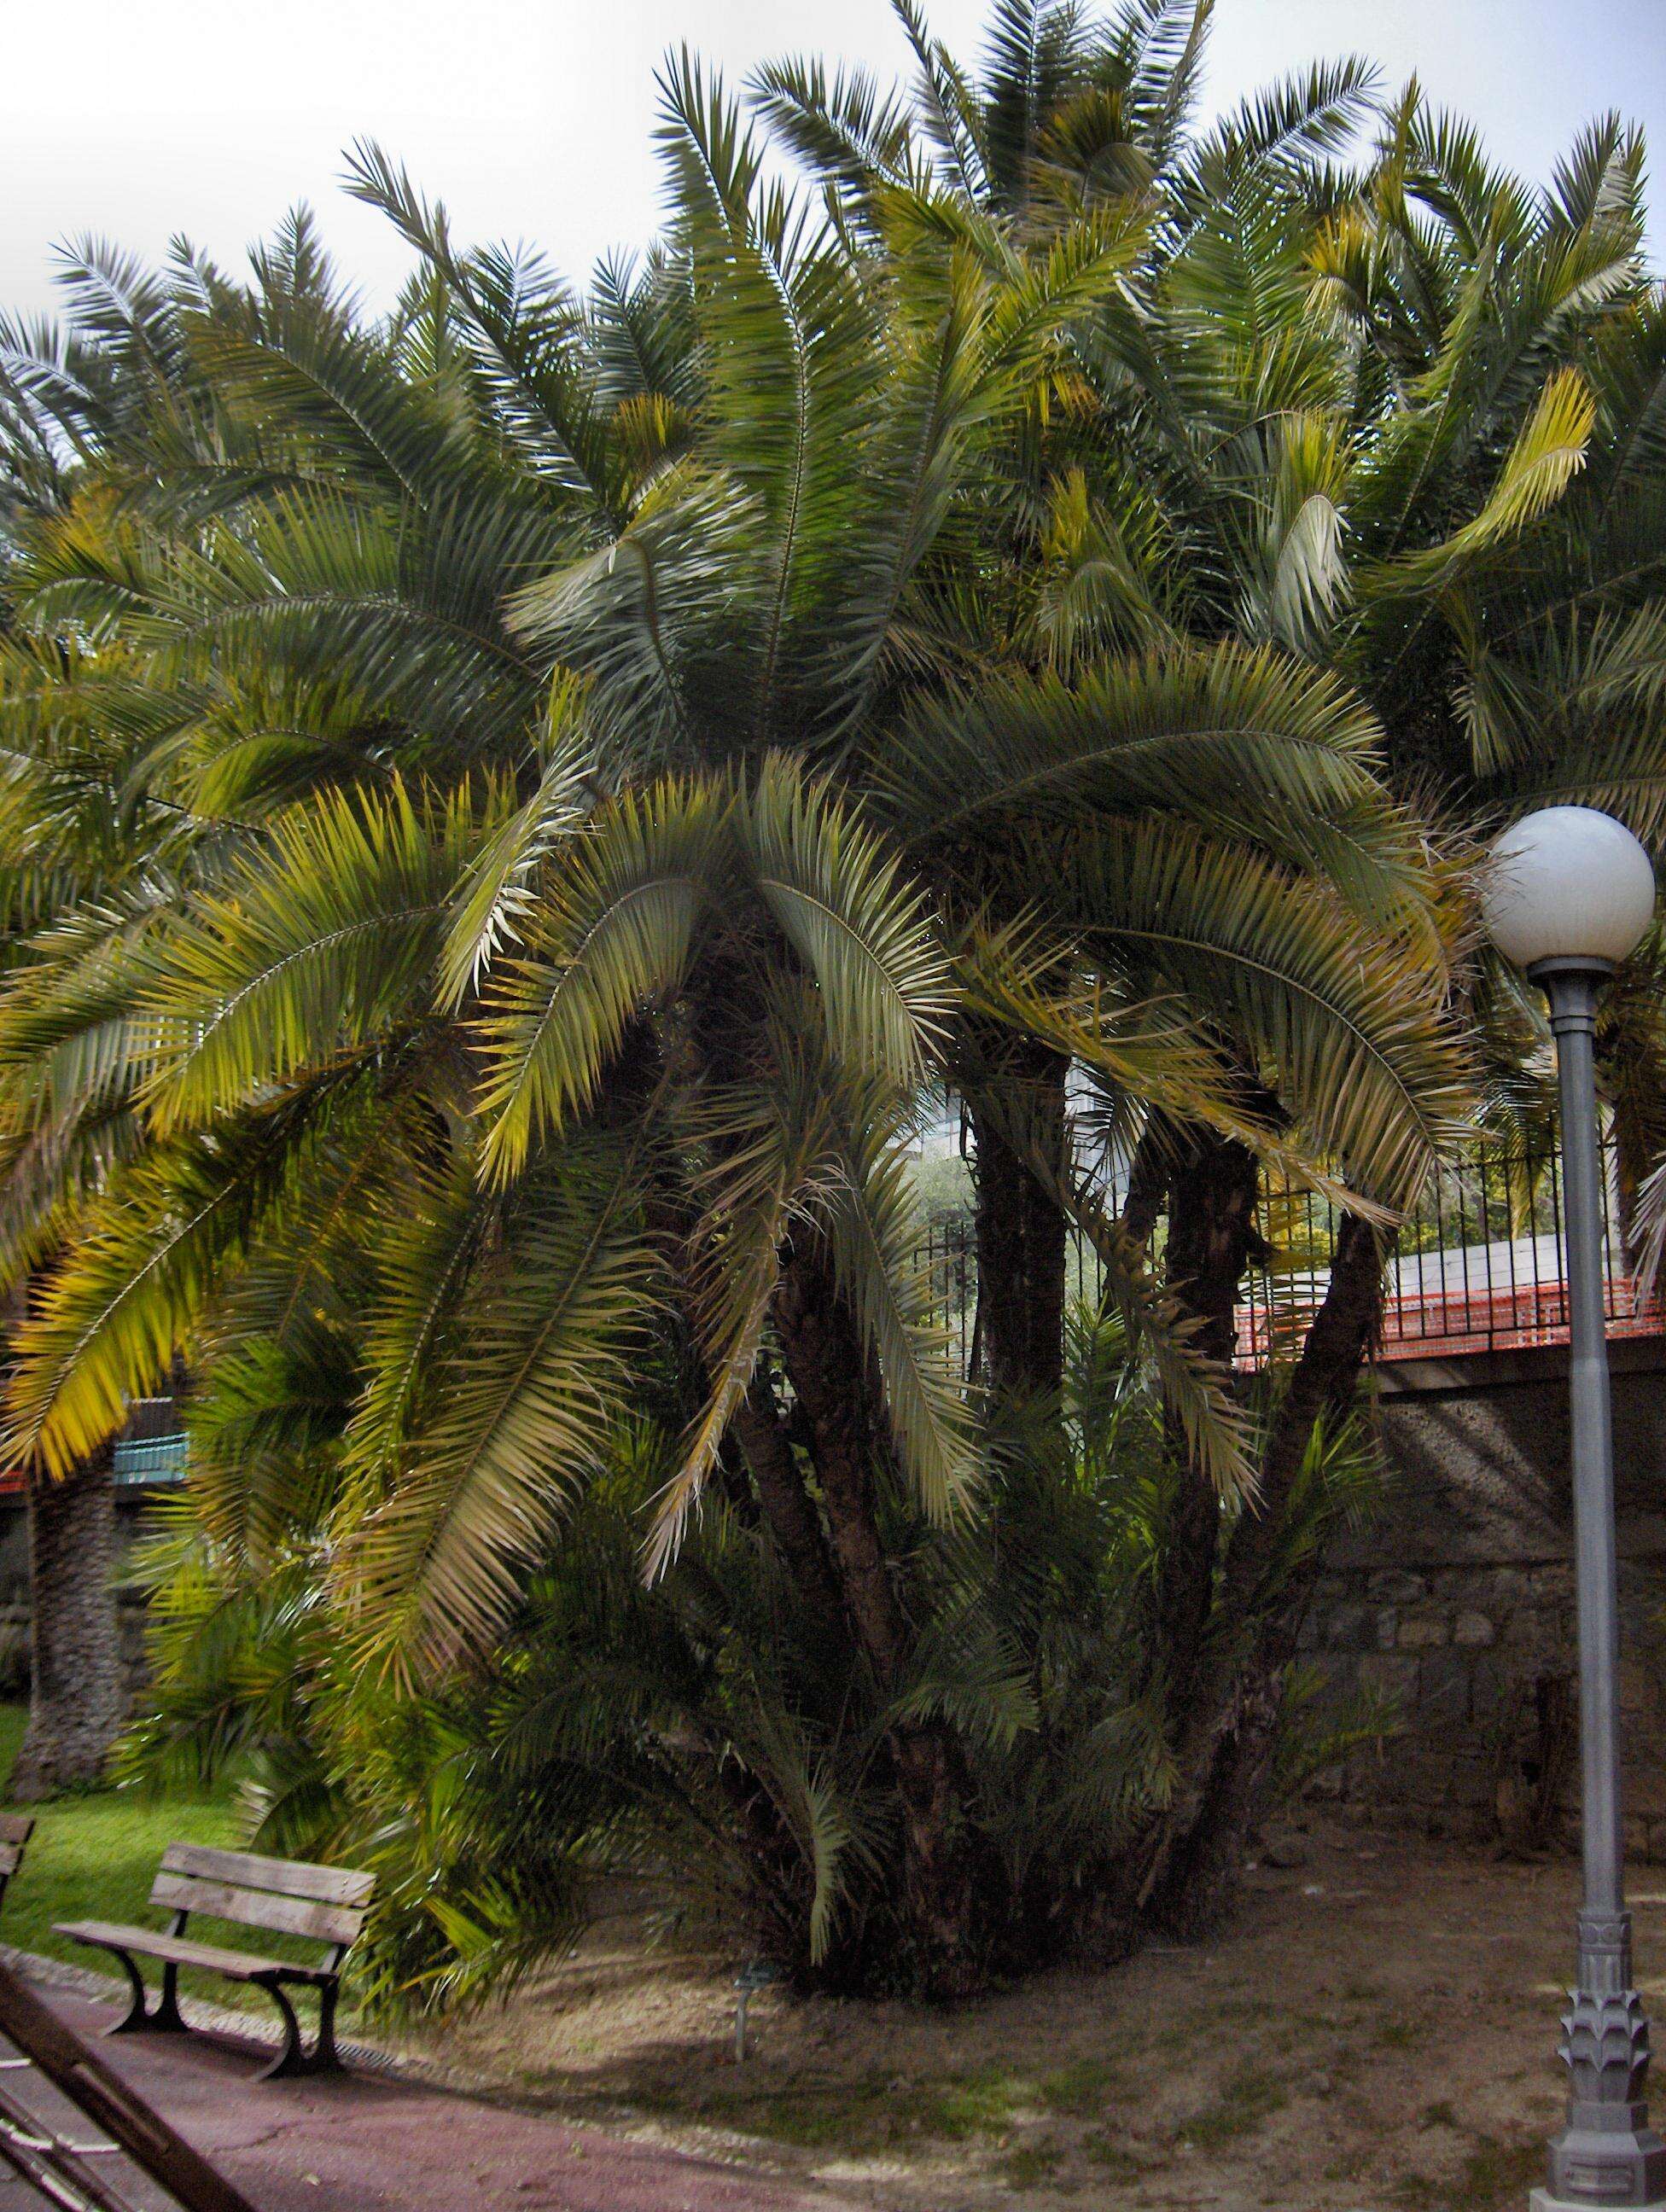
[
  {"x1": 0, "y1": 0, "x2": 1663, "y2": 2000},
  {"x1": 10, "y1": 1448, "x2": 125, "y2": 1801}
]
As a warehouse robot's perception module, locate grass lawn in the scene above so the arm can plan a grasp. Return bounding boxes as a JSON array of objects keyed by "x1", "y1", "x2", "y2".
[{"x1": 0, "y1": 1703, "x2": 242, "y2": 1976}]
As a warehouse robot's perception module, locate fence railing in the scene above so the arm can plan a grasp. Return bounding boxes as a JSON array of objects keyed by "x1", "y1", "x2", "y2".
[
  {"x1": 2, "y1": 1129, "x2": 1660, "y2": 1501},
  {"x1": 0, "y1": 1395, "x2": 188, "y2": 1498},
  {"x1": 919, "y1": 1127, "x2": 1663, "y2": 1376}
]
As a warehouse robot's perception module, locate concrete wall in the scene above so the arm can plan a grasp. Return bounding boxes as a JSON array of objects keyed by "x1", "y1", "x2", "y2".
[{"x1": 1302, "y1": 1336, "x2": 1666, "y2": 1854}]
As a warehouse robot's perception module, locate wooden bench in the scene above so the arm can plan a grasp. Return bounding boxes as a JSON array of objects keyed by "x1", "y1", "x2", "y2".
[
  {"x1": 0, "y1": 1814, "x2": 34, "y2": 1910},
  {"x1": 55, "y1": 1844, "x2": 375, "y2": 2080}
]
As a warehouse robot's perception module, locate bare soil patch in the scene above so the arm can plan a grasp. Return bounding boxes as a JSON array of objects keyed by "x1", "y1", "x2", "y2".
[{"x1": 392, "y1": 1819, "x2": 1644, "y2": 2210}]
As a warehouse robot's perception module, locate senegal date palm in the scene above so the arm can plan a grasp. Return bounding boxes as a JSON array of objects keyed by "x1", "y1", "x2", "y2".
[
  {"x1": 758, "y1": 0, "x2": 1666, "y2": 1924},
  {"x1": 3, "y1": 17, "x2": 1471, "y2": 1982}
]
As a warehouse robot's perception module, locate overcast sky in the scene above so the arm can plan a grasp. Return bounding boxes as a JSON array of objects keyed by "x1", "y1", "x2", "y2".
[{"x1": 3, "y1": 0, "x2": 1661, "y2": 317}]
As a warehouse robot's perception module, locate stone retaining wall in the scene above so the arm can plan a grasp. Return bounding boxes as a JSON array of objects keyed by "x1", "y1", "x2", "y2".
[{"x1": 1303, "y1": 1336, "x2": 1666, "y2": 1854}]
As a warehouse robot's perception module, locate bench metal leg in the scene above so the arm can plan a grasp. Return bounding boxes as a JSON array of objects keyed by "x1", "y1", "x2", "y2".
[
  {"x1": 253, "y1": 1982, "x2": 306, "y2": 2081},
  {"x1": 151, "y1": 1964, "x2": 185, "y2": 2035},
  {"x1": 314, "y1": 1981, "x2": 341, "y2": 2074},
  {"x1": 252, "y1": 1980, "x2": 343, "y2": 2081},
  {"x1": 103, "y1": 1952, "x2": 187, "y2": 2038},
  {"x1": 106, "y1": 1951, "x2": 149, "y2": 2035}
]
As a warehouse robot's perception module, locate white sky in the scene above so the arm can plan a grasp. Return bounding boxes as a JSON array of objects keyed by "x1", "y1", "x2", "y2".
[{"x1": 3, "y1": 0, "x2": 1661, "y2": 318}]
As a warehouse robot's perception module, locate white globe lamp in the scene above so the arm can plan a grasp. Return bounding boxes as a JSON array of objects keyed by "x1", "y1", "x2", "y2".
[{"x1": 1481, "y1": 805, "x2": 1657, "y2": 975}]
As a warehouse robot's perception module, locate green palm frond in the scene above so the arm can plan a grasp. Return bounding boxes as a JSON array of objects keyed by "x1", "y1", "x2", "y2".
[
  {"x1": 744, "y1": 756, "x2": 950, "y2": 1084},
  {"x1": 818, "y1": 1068, "x2": 978, "y2": 1524},
  {"x1": 644, "y1": 1081, "x2": 830, "y2": 1576},
  {"x1": 892, "y1": 0, "x2": 990, "y2": 202},
  {"x1": 881, "y1": 644, "x2": 1436, "y2": 934},
  {"x1": 748, "y1": 54, "x2": 920, "y2": 214},
  {"x1": 474, "y1": 775, "x2": 735, "y2": 1183},
  {"x1": 181, "y1": 288, "x2": 463, "y2": 504},
  {"x1": 439, "y1": 696, "x2": 597, "y2": 1008},
  {"x1": 1044, "y1": 815, "x2": 1472, "y2": 1205},
  {"x1": 137, "y1": 780, "x2": 489, "y2": 1133},
  {"x1": 883, "y1": 643, "x2": 1384, "y2": 836},
  {"x1": 341, "y1": 1150, "x2": 505, "y2": 1493},
  {"x1": 339, "y1": 1138, "x2": 663, "y2": 1683},
  {"x1": 345, "y1": 143, "x2": 626, "y2": 517}
]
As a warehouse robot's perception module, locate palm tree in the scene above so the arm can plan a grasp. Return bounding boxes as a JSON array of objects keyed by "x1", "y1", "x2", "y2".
[
  {"x1": 1064, "y1": 81, "x2": 1666, "y2": 1919},
  {"x1": 0, "y1": 157, "x2": 1116, "y2": 1976},
  {"x1": 0, "y1": 15, "x2": 1547, "y2": 1975},
  {"x1": 754, "y1": 0, "x2": 1395, "y2": 1390},
  {"x1": 757, "y1": 4, "x2": 1666, "y2": 1920},
  {"x1": 1, "y1": 15, "x2": 1467, "y2": 1927}
]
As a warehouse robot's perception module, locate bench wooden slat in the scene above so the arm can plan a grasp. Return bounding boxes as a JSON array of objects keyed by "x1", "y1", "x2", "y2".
[
  {"x1": 0, "y1": 1843, "x2": 24, "y2": 1878},
  {"x1": 158, "y1": 1845, "x2": 373, "y2": 1908},
  {"x1": 149, "y1": 1873, "x2": 366, "y2": 1950},
  {"x1": 53, "y1": 1921, "x2": 335, "y2": 1985},
  {"x1": 0, "y1": 1816, "x2": 35, "y2": 1848}
]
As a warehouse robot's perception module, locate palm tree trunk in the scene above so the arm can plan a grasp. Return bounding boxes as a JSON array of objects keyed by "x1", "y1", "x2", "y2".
[
  {"x1": 970, "y1": 1040, "x2": 1069, "y2": 1401},
  {"x1": 1156, "y1": 1126, "x2": 1261, "y2": 1707},
  {"x1": 731, "y1": 1372, "x2": 846, "y2": 1649},
  {"x1": 1145, "y1": 1211, "x2": 1384, "y2": 1933},
  {"x1": 772, "y1": 1231, "x2": 999, "y2": 1996},
  {"x1": 10, "y1": 1447, "x2": 125, "y2": 1802}
]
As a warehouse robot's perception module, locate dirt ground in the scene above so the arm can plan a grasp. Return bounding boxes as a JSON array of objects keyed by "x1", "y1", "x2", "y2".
[{"x1": 393, "y1": 1818, "x2": 1641, "y2": 2211}]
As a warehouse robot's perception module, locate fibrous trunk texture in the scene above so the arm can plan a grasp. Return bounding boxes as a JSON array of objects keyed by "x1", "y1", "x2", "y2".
[
  {"x1": 773, "y1": 1231, "x2": 999, "y2": 1997},
  {"x1": 1147, "y1": 1211, "x2": 1385, "y2": 1933},
  {"x1": 971, "y1": 1040, "x2": 1069, "y2": 1403},
  {"x1": 11, "y1": 1448, "x2": 125, "y2": 1801}
]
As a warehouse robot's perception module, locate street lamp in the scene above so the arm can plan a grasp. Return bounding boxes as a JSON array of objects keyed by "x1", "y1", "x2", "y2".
[{"x1": 1482, "y1": 805, "x2": 1662, "y2": 2212}]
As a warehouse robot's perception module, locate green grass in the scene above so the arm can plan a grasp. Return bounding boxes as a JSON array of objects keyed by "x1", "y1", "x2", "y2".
[
  {"x1": 624, "y1": 2047, "x2": 1139, "y2": 2171},
  {"x1": 999, "y1": 2139, "x2": 1063, "y2": 2188},
  {"x1": 1034, "y1": 2055, "x2": 1126, "y2": 2116},
  {"x1": 659, "y1": 2064, "x2": 1030, "y2": 2153},
  {"x1": 0, "y1": 1703, "x2": 242, "y2": 1982}
]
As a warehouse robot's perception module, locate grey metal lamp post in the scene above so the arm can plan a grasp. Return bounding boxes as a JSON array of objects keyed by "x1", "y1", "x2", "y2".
[{"x1": 1483, "y1": 805, "x2": 1662, "y2": 2212}]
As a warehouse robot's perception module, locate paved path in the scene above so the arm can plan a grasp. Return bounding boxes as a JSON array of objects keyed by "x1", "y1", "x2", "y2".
[{"x1": 20, "y1": 1993, "x2": 856, "y2": 2212}]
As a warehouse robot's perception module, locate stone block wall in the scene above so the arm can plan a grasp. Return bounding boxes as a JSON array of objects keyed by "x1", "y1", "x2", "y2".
[{"x1": 1302, "y1": 1336, "x2": 1666, "y2": 1854}]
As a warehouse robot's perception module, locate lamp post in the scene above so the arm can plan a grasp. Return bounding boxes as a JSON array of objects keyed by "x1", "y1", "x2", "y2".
[{"x1": 1482, "y1": 805, "x2": 1662, "y2": 2212}]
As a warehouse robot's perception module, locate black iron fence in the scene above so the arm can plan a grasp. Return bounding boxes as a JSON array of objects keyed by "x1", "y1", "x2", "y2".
[{"x1": 918, "y1": 1126, "x2": 1663, "y2": 1376}]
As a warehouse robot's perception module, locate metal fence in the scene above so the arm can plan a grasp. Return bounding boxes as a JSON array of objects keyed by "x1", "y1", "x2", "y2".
[
  {"x1": 0, "y1": 1394, "x2": 188, "y2": 1497},
  {"x1": 1, "y1": 1129, "x2": 1659, "y2": 1501},
  {"x1": 919, "y1": 1126, "x2": 1664, "y2": 1376},
  {"x1": 110, "y1": 1394, "x2": 189, "y2": 1485}
]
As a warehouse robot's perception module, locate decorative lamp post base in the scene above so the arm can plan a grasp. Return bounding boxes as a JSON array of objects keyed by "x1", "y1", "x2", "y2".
[
  {"x1": 1529, "y1": 1911, "x2": 1666, "y2": 2210},
  {"x1": 1532, "y1": 2194, "x2": 1666, "y2": 2212}
]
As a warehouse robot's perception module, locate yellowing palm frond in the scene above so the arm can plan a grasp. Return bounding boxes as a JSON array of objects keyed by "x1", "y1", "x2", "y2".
[{"x1": 338, "y1": 1138, "x2": 664, "y2": 1684}]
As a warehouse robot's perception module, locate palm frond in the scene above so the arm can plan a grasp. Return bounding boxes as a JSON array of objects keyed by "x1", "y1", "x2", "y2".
[{"x1": 474, "y1": 776, "x2": 734, "y2": 1183}]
